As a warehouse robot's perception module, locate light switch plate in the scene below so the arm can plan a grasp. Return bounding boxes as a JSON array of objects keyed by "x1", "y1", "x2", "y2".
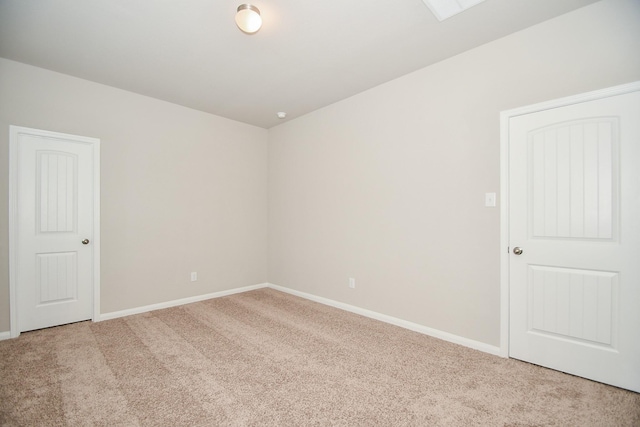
[{"x1": 485, "y1": 193, "x2": 496, "y2": 207}]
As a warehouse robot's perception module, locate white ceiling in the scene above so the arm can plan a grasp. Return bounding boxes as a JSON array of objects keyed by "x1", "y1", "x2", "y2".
[{"x1": 0, "y1": 0, "x2": 599, "y2": 128}]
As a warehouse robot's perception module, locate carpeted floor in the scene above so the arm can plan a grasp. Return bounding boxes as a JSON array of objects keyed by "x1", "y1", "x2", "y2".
[{"x1": 1, "y1": 288, "x2": 638, "y2": 426}]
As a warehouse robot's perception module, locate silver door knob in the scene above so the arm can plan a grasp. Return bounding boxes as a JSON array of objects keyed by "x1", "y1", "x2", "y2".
[
  {"x1": 512, "y1": 247, "x2": 523, "y2": 255},
  {"x1": 82, "y1": 239, "x2": 90, "y2": 245}
]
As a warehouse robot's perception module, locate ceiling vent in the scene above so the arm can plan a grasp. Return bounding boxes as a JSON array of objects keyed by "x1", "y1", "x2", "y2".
[{"x1": 422, "y1": 0, "x2": 487, "y2": 21}]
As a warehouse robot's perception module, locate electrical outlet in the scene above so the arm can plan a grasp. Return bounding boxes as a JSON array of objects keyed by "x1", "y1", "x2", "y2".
[
  {"x1": 349, "y1": 277, "x2": 356, "y2": 289},
  {"x1": 190, "y1": 272, "x2": 197, "y2": 282}
]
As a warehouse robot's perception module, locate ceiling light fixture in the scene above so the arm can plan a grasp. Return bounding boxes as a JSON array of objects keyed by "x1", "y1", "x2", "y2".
[{"x1": 235, "y1": 4, "x2": 262, "y2": 34}]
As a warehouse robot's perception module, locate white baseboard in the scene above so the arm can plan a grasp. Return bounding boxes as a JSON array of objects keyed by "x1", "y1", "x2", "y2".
[
  {"x1": 5, "y1": 280, "x2": 500, "y2": 356},
  {"x1": 96, "y1": 283, "x2": 269, "y2": 322},
  {"x1": 267, "y1": 283, "x2": 501, "y2": 357}
]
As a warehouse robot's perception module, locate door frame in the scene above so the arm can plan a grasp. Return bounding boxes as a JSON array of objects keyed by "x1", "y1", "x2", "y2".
[
  {"x1": 499, "y1": 81, "x2": 640, "y2": 358},
  {"x1": 8, "y1": 126, "x2": 101, "y2": 338}
]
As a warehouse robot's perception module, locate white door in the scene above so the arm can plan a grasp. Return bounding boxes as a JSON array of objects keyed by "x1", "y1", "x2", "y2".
[
  {"x1": 508, "y1": 85, "x2": 640, "y2": 392},
  {"x1": 10, "y1": 126, "x2": 100, "y2": 334}
]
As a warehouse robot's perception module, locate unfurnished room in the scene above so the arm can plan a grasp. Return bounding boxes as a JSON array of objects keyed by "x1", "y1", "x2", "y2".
[{"x1": 0, "y1": 0, "x2": 639, "y2": 425}]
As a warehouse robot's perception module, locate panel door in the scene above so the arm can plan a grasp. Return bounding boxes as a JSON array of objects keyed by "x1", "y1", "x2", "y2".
[
  {"x1": 15, "y1": 128, "x2": 96, "y2": 332},
  {"x1": 508, "y1": 89, "x2": 640, "y2": 392}
]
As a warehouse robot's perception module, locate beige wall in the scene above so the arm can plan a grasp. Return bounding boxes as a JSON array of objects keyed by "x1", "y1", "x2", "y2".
[
  {"x1": 0, "y1": 58, "x2": 268, "y2": 332},
  {"x1": 268, "y1": 0, "x2": 640, "y2": 346}
]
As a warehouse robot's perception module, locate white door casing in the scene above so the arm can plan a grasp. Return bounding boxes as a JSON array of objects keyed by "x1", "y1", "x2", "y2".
[
  {"x1": 500, "y1": 82, "x2": 640, "y2": 392},
  {"x1": 9, "y1": 126, "x2": 100, "y2": 337}
]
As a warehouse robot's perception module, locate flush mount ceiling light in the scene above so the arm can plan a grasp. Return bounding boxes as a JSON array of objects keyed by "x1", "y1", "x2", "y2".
[
  {"x1": 235, "y1": 4, "x2": 262, "y2": 34},
  {"x1": 422, "y1": 0, "x2": 487, "y2": 21}
]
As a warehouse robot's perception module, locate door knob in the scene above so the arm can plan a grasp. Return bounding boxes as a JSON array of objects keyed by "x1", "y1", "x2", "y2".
[
  {"x1": 82, "y1": 239, "x2": 90, "y2": 245},
  {"x1": 512, "y1": 247, "x2": 523, "y2": 255}
]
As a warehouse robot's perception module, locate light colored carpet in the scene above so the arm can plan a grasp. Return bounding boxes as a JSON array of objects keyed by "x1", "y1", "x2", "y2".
[{"x1": 1, "y1": 288, "x2": 638, "y2": 426}]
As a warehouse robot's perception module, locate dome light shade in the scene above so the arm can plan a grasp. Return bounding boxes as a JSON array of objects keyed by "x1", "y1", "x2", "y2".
[{"x1": 235, "y1": 4, "x2": 262, "y2": 34}]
